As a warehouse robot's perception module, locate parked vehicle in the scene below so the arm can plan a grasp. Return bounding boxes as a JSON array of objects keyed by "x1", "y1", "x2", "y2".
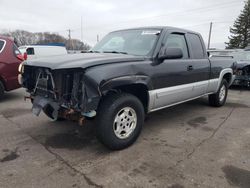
[
  {"x1": 208, "y1": 49, "x2": 240, "y2": 57},
  {"x1": 231, "y1": 50, "x2": 250, "y2": 87},
  {"x1": 0, "y1": 36, "x2": 25, "y2": 99},
  {"x1": 18, "y1": 44, "x2": 67, "y2": 60},
  {"x1": 19, "y1": 27, "x2": 236, "y2": 150}
]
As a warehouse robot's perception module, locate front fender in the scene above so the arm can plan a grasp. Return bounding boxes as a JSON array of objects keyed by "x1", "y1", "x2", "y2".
[{"x1": 99, "y1": 75, "x2": 153, "y2": 94}]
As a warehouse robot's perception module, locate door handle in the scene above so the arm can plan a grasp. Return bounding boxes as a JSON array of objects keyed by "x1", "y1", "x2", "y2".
[{"x1": 187, "y1": 65, "x2": 194, "y2": 71}]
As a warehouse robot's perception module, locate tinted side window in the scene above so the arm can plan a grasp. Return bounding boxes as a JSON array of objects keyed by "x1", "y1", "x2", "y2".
[
  {"x1": 0, "y1": 40, "x2": 5, "y2": 53},
  {"x1": 26, "y1": 48, "x2": 35, "y2": 55},
  {"x1": 188, "y1": 34, "x2": 205, "y2": 59},
  {"x1": 164, "y1": 34, "x2": 189, "y2": 59}
]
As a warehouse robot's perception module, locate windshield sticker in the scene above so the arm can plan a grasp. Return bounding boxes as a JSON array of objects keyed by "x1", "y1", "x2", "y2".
[{"x1": 141, "y1": 30, "x2": 161, "y2": 35}]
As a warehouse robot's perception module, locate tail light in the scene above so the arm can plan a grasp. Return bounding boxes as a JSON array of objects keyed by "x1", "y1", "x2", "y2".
[
  {"x1": 23, "y1": 52, "x2": 27, "y2": 60},
  {"x1": 16, "y1": 54, "x2": 24, "y2": 61},
  {"x1": 13, "y1": 44, "x2": 25, "y2": 61}
]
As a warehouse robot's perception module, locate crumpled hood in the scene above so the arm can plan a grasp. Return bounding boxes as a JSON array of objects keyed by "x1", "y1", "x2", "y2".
[
  {"x1": 24, "y1": 53, "x2": 145, "y2": 70},
  {"x1": 236, "y1": 60, "x2": 250, "y2": 69}
]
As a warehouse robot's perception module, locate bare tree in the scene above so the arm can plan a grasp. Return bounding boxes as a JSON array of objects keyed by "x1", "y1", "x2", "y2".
[{"x1": 0, "y1": 29, "x2": 91, "y2": 50}]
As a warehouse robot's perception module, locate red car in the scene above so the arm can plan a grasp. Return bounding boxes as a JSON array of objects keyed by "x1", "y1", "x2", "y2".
[{"x1": 0, "y1": 36, "x2": 25, "y2": 99}]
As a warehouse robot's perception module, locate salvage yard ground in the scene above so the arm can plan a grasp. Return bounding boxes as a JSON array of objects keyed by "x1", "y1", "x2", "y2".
[{"x1": 0, "y1": 88, "x2": 250, "y2": 188}]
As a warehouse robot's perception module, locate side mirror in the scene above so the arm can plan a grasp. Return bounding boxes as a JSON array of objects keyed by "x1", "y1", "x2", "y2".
[
  {"x1": 23, "y1": 52, "x2": 28, "y2": 60},
  {"x1": 158, "y1": 47, "x2": 183, "y2": 60}
]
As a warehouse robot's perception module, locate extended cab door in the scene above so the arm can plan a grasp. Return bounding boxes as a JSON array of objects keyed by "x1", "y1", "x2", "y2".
[
  {"x1": 186, "y1": 33, "x2": 210, "y2": 96},
  {"x1": 151, "y1": 32, "x2": 197, "y2": 110}
]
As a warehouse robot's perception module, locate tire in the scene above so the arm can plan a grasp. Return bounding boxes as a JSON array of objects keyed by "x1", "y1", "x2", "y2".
[
  {"x1": 209, "y1": 79, "x2": 228, "y2": 107},
  {"x1": 96, "y1": 93, "x2": 145, "y2": 150},
  {"x1": 0, "y1": 81, "x2": 4, "y2": 100}
]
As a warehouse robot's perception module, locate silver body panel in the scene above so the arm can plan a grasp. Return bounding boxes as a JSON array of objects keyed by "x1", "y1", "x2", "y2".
[{"x1": 148, "y1": 68, "x2": 233, "y2": 112}]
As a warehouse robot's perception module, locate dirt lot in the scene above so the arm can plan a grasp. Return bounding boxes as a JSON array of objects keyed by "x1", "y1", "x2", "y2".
[{"x1": 0, "y1": 88, "x2": 250, "y2": 188}]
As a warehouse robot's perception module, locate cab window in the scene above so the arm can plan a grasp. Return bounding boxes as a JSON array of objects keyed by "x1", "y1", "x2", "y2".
[
  {"x1": 26, "y1": 48, "x2": 35, "y2": 55},
  {"x1": 164, "y1": 33, "x2": 189, "y2": 59},
  {"x1": 187, "y1": 33, "x2": 205, "y2": 59}
]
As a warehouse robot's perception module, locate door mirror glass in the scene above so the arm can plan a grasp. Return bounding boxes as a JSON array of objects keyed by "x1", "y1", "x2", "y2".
[{"x1": 159, "y1": 47, "x2": 183, "y2": 60}]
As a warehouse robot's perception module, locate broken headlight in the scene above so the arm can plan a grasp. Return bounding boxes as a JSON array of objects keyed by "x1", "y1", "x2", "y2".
[{"x1": 236, "y1": 70, "x2": 243, "y2": 76}]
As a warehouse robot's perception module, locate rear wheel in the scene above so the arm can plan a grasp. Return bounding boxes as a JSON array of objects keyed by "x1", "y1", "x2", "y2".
[
  {"x1": 96, "y1": 93, "x2": 144, "y2": 150},
  {"x1": 0, "y1": 81, "x2": 5, "y2": 100},
  {"x1": 209, "y1": 79, "x2": 228, "y2": 107}
]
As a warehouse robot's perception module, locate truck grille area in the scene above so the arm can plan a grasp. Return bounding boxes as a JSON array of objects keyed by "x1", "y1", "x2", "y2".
[
  {"x1": 34, "y1": 69, "x2": 57, "y2": 99},
  {"x1": 23, "y1": 66, "x2": 85, "y2": 109}
]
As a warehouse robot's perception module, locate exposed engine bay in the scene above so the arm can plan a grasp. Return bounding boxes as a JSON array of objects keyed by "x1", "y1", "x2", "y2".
[
  {"x1": 22, "y1": 66, "x2": 100, "y2": 122},
  {"x1": 233, "y1": 64, "x2": 250, "y2": 87}
]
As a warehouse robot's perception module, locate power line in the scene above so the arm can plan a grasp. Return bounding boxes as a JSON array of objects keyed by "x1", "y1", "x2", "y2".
[
  {"x1": 51, "y1": 0, "x2": 243, "y2": 36},
  {"x1": 85, "y1": 0, "x2": 243, "y2": 30}
]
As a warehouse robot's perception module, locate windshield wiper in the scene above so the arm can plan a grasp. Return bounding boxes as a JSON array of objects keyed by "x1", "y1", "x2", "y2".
[{"x1": 103, "y1": 51, "x2": 128, "y2": 55}]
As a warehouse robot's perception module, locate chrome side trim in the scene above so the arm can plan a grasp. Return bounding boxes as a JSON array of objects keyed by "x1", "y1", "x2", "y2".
[
  {"x1": 0, "y1": 39, "x2": 6, "y2": 54},
  {"x1": 147, "y1": 68, "x2": 233, "y2": 112},
  {"x1": 147, "y1": 79, "x2": 220, "y2": 112},
  {"x1": 148, "y1": 92, "x2": 214, "y2": 113}
]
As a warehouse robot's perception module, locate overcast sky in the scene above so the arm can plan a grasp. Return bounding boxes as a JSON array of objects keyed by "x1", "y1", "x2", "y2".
[{"x1": 0, "y1": 0, "x2": 245, "y2": 48}]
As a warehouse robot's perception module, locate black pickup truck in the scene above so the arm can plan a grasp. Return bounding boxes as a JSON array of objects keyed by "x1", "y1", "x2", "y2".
[{"x1": 19, "y1": 26, "x2": 236, "y2": 150}]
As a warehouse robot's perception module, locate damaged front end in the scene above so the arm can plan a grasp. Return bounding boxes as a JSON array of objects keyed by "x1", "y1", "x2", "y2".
[
  {"x1": 21, "y1": 66, "x2": 101, "y2": 123},
  {"x1": 233, "y1": 64, "x2": 250, "y2": 87}
]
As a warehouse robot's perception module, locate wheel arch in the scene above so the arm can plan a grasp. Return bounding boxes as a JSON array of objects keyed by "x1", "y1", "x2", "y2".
[
  {"x1": 216, "y1": 68, "x2": 233, "y2": 92},
  {"x1": 100, "y1": 76, "x2": 152, "y2": 113}
]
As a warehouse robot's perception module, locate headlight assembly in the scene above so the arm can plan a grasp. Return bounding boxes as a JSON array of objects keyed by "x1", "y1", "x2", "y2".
[{"x1": 236, "y1": 70, "x2": 243, "y2": 76}]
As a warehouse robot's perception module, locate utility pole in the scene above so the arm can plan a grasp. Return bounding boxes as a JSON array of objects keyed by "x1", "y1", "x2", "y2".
[
  {"x1": 97, "y1": 34, "x2": 99, "y2": 43},
  {"x1": 81, "y1": 16, "x2": 83, "y2": 43},
  {"x1": 207, "y1": 22, "x2": 213, "y2": 50},
  {"x1": 67, "y1": 29, "x2": 72, "y2": 50}
]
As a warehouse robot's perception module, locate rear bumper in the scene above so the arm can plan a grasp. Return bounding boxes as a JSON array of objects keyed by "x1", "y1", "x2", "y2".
[{"x1": 4, "y1": 76, "x2": 20, "y2": 91}]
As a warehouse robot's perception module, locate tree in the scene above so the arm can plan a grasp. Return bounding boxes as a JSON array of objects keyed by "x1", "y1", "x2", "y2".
[
  {"x1": 226, "y1": 0, "x2": 250, "y2": 49},
  {"x1": 0, "y1": 30, "x2": 91, "y2": 50}
]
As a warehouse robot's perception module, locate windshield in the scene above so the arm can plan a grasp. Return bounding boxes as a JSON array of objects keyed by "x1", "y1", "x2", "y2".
[
  {"x1": 231, "y1": 51, "x2": 250, "y2": 61},
  {"x1": 91, "y1": 29, "x2": 161, "y2": 56}
]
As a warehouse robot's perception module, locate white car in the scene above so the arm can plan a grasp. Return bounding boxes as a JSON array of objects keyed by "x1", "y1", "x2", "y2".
[{"x1": 19, "y1": 45, "x2": 67, "y2": 60}]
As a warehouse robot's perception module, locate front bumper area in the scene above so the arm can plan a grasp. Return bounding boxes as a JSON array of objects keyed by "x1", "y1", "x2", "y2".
[
  {"x1": 232, "y1": 75, "x2": 250, "y2": 87},
  {"x1": 32, "y1": 96, "x2": 60, "y2": 119},
  {"x1": 21, "y1": 66, "x2": 101, "y2": 122}
]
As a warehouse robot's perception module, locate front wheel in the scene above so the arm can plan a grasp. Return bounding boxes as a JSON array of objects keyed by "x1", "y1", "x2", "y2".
[
  {"x1": 96, "y1": 93, "x2": 145, "y2": 150},
  {"x1": 209, "y1": 79, "x2": 228, "y2": 107}
]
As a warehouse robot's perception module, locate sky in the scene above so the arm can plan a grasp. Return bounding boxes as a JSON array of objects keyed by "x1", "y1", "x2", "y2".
[{"x1": 0, "y1": 0, "x2": 246, "y2": 48}]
